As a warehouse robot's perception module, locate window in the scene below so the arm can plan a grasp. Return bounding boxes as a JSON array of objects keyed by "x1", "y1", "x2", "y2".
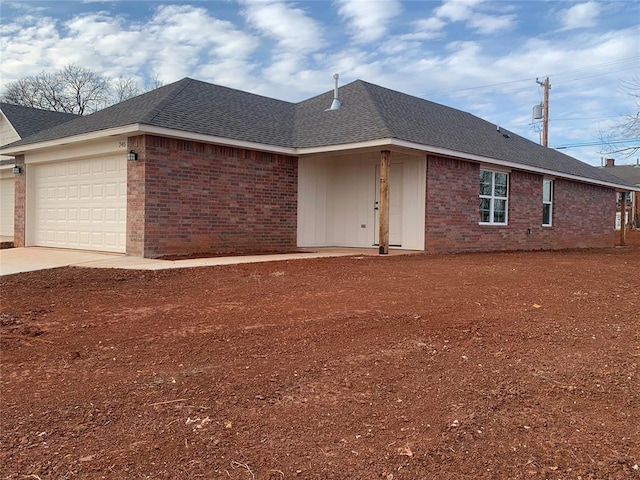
[
  {"x1": 543, "y1": 179, "x2": 553, "y2": 226},
  {"x1": 479, "y1": 170, "x2": 508, "y2": 224}
]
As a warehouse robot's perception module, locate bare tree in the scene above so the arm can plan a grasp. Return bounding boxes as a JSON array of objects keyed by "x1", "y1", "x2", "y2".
[
  {"x1": 2, "y1": 73, "x2": 68, "y2": 112},
  {"x1": 599, "y1": 76, "x2": 640, "y2": 157},
  {"x1": 2, "y1": 64, "x2": 134, "y2": 115},
  {"x1": 144, "y1": 74, "x2": 164, "y2": 92},
  {"x1": 112, "y1": 75, "x2": 142, "y2": 104},
  {"x1": 60, "y1": 64, "x2": 110, "y2": 114}
]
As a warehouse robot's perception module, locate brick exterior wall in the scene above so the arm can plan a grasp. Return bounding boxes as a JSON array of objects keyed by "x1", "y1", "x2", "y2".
[
  {"x1": 127, "y1": 135, "x2": 147, "y2": 256},
  {"x1": 424, "y1": 155, "x2": 615, "y2": 253},
  {"x1": 12, "y1": 155, "x2": 25, "y2": 247},
  {"x1": 127, "y1": 135, "x2": 298, "y2": 258}
]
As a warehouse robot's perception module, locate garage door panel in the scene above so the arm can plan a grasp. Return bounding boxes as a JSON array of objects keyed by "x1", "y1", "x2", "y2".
[
  {"x1": 105, "y1": 208, "x2": 118, "y2": 222},
  {"x1": 32, "y1": 156, "x2": 126, "y2": 253},
  {"x1": 105, "y1": 182, "x2": 119, "y2": 198},
  {"x1": 79, "y1": 184, "x2": 91, "y2": 199}
]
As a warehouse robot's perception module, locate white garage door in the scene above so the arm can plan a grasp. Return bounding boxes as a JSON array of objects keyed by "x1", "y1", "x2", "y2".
[
  {"x1": 32, "y1": 156, "x2": 127, "y2": 252},
  {"x1": 0, "y1": 176, "x2": 15, "y2": 237}
]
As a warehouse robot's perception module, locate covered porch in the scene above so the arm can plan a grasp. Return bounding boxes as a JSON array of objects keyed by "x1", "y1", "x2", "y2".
[{"x1": 297, "y1": 147, "x2": 427, "y2": 252}]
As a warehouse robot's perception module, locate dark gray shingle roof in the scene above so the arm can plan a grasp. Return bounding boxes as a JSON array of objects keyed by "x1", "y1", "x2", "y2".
[
  {"x1": 4, "y1": 79, "x2": 295, "y2": 148},
  {"x1": 1, "y1": 102, "x2": 77, "y2": 143},
  {"x1": 2, "y1": 78, "x2": 634, "y2": 188},
  {"x1": 601, "y1": 164, "x2": 640, "y2": 185},
  {"x1": 294, "y1": 81, "x2": 632, "y2": 186}
]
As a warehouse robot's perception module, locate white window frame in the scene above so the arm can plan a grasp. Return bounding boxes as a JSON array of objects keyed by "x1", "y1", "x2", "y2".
[
  {"x1": 479, "y1": 169, "x2": 509, "y2": 225},
  {"x1": 542, "y1": 178, "x2": 553, "y2": 227}
]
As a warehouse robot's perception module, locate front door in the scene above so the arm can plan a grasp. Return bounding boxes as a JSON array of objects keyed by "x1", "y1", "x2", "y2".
[{"x1": 374, "y1": 163, "x2": 403, "y2": 247}]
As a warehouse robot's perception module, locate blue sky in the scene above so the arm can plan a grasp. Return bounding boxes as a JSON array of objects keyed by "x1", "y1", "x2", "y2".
[{"x1": 1, "y1": 0, "x2": 638, "y2": 165}]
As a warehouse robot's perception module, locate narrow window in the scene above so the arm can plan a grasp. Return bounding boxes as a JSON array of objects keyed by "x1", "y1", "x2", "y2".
[
  {"x1": 479, "y1": 170, "x2": 508, "y2": 225},
  {"x1": 543, "y1": 179, "x2": 553, "y2": 226}
]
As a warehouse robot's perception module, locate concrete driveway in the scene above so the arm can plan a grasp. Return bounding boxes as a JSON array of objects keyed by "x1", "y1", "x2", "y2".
[{"x1": 0, "y1": 247, "x2": 414, "y2": 276}]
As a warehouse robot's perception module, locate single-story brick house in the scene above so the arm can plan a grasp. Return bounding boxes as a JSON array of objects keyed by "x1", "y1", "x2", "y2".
[
  {"x1": 1, "y1": 78, "x2": 637, "y2": 257},
  {"x1": 1, "y1": 103, "x2": 77, "y2": 238}
]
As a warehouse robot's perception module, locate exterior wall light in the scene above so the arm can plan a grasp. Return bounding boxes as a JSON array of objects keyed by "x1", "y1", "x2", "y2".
[
  {"x1": 12, "y1": 165, "x2": 22, "y2": 174},
  {"x1": 126, "y1": 150, "x2": 138, "y2": 161}
]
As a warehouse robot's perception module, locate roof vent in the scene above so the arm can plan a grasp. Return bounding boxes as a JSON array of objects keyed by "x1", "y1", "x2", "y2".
[{"x1": 326, "y1": 73, "x2": 340, "y2": 111}]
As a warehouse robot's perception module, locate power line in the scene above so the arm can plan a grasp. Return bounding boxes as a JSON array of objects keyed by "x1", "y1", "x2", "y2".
[
  {"x1": 423, "y1": 56, "x2": 639, "y2": 97},
  {"x1": 551, "y1": 115, "x2": 621, "y2": 122},
  {"x1": 554, "y1": 138, "x2": 640, "y2": 149},
  {"x1": 553, "y1": 66, "x2": 640, "y2": 85}
]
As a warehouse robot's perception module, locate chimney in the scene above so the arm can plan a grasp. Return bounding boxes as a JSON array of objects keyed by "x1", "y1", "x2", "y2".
[{"x1": 605, "y1": 158, "x2": 615, "y2": 168}]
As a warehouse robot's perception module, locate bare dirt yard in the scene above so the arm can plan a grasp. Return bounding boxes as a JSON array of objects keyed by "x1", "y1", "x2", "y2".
[{"x1": 1, "y1": 242, "x2": 639, "y2": 479}]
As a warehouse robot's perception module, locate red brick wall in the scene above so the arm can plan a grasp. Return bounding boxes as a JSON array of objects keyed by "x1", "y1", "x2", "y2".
[
  {"x1": 12, "y1": 155, "x2": 25, "y2": 247},
  {"x1": 126, "y1": 136, "x2": 147, "y2": 256},
  {"x1": 425, "y1": 155, "x2": 615, "y2": 253},
  {"x1": 129, "y1": 135, "x2": 298, "y2": 258}
]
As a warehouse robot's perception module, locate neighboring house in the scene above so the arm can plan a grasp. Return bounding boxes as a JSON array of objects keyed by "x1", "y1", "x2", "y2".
[
  {"x1": 1, "y1": 78, "x2": 637, "y2": 257},
  {"x1": 1, "y1": 103, "x2": 77, "y2": 237},
  {"x1": 602, "y1": 158, "x2": 640, "y2": 229}
]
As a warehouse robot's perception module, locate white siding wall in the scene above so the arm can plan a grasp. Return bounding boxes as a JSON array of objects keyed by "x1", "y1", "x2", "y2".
[{"x1": 298, "y1": 151, "x2": 426, "y2": 250}]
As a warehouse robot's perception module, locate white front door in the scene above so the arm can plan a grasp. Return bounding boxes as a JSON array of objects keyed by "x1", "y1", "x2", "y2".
[
  {"x1": 30, "y1": 156, "x2": 127, "y2": 252},
  {"x1": 374, "y1": 163, "x2": 403, "y2": 246}
]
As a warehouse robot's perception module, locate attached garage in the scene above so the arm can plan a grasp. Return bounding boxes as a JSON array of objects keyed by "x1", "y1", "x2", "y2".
[
  {"x1": 0, "y1": 170, "x2": 15, "y2": 237},
  {"x1": 28, "y1": 155, "x2": 127, "y2": 253}
]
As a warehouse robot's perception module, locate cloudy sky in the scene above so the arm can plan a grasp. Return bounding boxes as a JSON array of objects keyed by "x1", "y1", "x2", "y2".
[{"x1": 1, "y1": 0, "x2": 638, "y2": 166}]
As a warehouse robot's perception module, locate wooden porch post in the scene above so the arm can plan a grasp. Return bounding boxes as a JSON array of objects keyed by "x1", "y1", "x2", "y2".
[
  {"x1": 619, "y1": 191, "x2": 627, "y2": 246},
  {"x1": 379, "y1": 150, "x2": 391, "y2": 255}
]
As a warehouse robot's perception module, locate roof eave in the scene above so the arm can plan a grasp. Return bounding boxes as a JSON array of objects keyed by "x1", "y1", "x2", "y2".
[
  {"x1": 298, "y1": 138, "x2": 640, "y2": 191},
  {"x1": 0, "y1": 124, "x2": 143, "y2": 155},
  {"x1": 2, "y1": 128, "x2": 636, "y2": 191},
  {"x1": 0, "y1": 124, "x2": 299, "y2": 157}
]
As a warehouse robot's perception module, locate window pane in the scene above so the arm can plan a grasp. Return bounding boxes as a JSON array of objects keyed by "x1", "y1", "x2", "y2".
[
  {"x1": 543, "y1": 180, "x2": 552, "y2": 202},
  {"x1": 494, "y1": 199, "x2": 506, "y2": 223},
  {"x1": 479, "y1": 198, "x2": 490, "y2": 222},
  {"x1": 480, "y1": 170, "x2": 492, "y2": 195},
  {"x1": 494, "y1": 173, "x2": 508, "y2": 197},
  {"x1": 543, "y1": 204, "x2": 551, "y2": 225}
]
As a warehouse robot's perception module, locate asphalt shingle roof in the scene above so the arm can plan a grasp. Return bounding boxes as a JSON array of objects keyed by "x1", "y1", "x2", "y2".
[
  {"x1": 2, "y1": 78, "x2": 634, "y2": 188},
  {"x1": 601, "y1": 164, "x2": 640, "y2": 185},
  {"x1": 1, "y1": 102, "x2": 77, "y2": 142}
]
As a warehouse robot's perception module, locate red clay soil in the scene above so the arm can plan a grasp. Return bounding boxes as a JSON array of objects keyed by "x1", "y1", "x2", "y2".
[{"x1": 1, "y1": 243, "x2": 639, "y2": 479}]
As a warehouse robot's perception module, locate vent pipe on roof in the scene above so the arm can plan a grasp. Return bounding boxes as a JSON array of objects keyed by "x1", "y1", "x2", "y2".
[{"x1": 326, "y1": 73, "x2": 341, "y2": 111}]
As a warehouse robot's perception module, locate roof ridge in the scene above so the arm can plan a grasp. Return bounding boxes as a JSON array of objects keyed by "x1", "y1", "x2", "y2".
[
  {"x1": 357, "y1": 81, "x2": 395, "y2": 138},
  {"x1": 138, "y1": 78, "x2": 194, "y2": 124}
]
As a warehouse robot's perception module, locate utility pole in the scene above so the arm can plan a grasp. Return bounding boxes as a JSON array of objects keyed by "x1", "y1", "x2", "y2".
[{"x1": 536, "y1": 77, "x2": 550, "y2": 147}]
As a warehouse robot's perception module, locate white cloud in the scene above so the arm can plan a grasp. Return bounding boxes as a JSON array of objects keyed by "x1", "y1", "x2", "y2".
[
  {"x1": 240, "y1": 0, "x2": 324, "y2": 53},
  {"x1": 0, "y1": 1, "x2": 636, "y2": 166},
  {"x1": 145, "y1": 5, "x2": 258, "y2": 83},
  {"x1": 413, "y1": 0, "x2": 514, "y2": 39},
  {"x1": 467, "y1": 13, "x2": 516, "y2": 35},
  {"x1": 434, "y1": 0, "x2": 483, "y2": 22},
  {"x1": 559, "y1": 1, "x2": 601, "y2": 30},
  {"x1": 0, "y1": 5, "x2": 260, "y2": 90},
  {"x1": 406, "y1": 16, "x2": 447, "y2": 40},
  {"x1": 335, "y1": 0, "x2": 402, "y2": 43}
]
